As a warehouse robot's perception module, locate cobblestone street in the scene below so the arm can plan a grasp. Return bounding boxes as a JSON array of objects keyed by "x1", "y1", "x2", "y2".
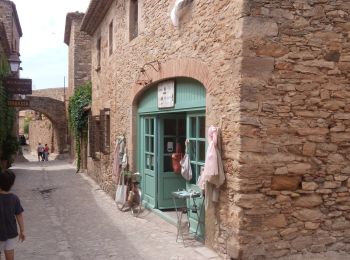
[{"x1": 10, "y1": 154, "x2": 221, "y2": 260}]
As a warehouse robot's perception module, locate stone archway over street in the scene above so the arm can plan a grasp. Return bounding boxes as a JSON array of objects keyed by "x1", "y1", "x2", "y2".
[{"x1": 20, "y1": 96, "x2": 66, "y2": 153}]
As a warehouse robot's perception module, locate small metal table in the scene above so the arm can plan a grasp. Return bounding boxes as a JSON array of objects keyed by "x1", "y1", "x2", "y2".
[{"x1": 172, "y1": 190, "x2": 203, "y2": 244}]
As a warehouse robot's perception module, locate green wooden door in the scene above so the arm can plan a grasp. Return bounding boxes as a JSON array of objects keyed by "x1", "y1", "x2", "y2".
[
  {"x1": 158, "y1": 115, "x2": 187, "y2": 209},
  {"x1": 186, "y1": 113, "x2": 206, "y2": 238},
  {"x1": 141, "y1": 117, "x2": 157, "y2": 208}
]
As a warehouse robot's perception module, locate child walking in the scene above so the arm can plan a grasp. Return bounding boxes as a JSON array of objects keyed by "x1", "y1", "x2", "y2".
[{"x1": 0, "y1": 170, "x2": 25, "y2": 260}]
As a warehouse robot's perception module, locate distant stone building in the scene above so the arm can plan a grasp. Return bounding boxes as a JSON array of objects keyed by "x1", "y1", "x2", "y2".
[
  {"x1": 66, "y1": 0, "x2": 350, "y2": 259},
  {"x1": 25, "y1": 88, "x2": 66, "y2": 154}
]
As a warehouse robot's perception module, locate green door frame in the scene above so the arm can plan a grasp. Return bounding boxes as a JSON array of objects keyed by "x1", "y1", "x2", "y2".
[
  {"x1": 139, "y1": 116, "x2": 157, "y2": 208},
  {"x1": 186, "y1": 112, "x2": 206, "y2": 238},
  {"x1": 136, "y1": 77, "x2": 206, "y2": 237}
]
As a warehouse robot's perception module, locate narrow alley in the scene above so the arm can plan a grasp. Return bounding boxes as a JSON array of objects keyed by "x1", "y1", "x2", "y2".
[{"x1": 10, "y1": 153, "x2": 220, "y2": 260}]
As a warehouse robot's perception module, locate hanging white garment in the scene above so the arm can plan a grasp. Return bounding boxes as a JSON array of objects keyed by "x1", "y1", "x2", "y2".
[
  {"x1": 112, "y1": 136, "x2": 126, "y2": 184},
  {"x1": 180, "y1": 139, "x2": 192, "y2": 181},
  {"x1": 198, "y1": 126, "x2": 225, "y2": 209}
]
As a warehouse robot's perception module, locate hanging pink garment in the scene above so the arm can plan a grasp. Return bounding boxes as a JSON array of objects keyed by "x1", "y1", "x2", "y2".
[
  {"x1": 198, "y1": 126, "x2": 225, "y2": 209},
  {"x1": 203, "y1": 126, "x2": 219, "y2": 176}
]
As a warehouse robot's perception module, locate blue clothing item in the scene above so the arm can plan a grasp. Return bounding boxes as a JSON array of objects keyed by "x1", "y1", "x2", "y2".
[{"x1": 0, "y1": 193, "x2": 24, "y2": 241}]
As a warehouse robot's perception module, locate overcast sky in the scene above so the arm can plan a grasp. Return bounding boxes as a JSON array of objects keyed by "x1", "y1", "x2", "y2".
[{"x1": 14, "y1": 0, "x2": 91, "y2": 90}]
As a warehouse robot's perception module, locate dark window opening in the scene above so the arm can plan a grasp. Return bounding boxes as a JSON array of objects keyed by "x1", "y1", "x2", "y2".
[
  {"x1": 129, "y1": 0, "x2": 138, "y2": 40},
  {"x1": 109, "y1": 21, "x2": 113, "y2": 56},
  {"x1": 96, "y1": 37, "x2": 101, "y2": 71},
  {"x1": 100, "y1": 108, "x2": 110, "y2": 154},
  {"x1": 88, "y1": 115, "x2": 101, "y2": 159}
]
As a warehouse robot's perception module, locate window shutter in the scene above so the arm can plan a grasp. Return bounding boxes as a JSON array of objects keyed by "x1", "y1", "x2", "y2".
[
  {"x1": 99, "y1": 108, "x2": 111, "y2": 154},
  {"x1": 88, "y1": 115, "x2": 101, "y2": 159},
  {"x1": 88, "y1": 115, "x2": 94, "y2": 157}
]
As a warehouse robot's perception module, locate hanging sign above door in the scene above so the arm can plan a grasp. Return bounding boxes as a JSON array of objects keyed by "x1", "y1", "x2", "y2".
[
  {"x1": 3, "y1": 78, "x2": 32, "y2": 95},
  {"x1": 158, "y1": 80, "x2": 175, "y2": 108}
]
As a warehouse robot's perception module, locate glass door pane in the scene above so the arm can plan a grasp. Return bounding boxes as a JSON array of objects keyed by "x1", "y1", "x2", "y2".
[
  {"x1": 142, "y1": 117, "x2": 157, "y2": 208},
  {"x1": 158, "y1": 115, "x2": 187, "y2": 209}
]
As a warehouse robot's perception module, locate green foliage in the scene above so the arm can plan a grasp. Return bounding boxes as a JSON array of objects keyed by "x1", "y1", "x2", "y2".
[
  {"x1": 68, "y1": 82, "x2": 92, "y2": 172},
  {"x1": 1, "y1": 135, "x2": 19, "y2": 162},
  {"x1": 0, "y1": 55, "x2": 18, "y2": 171},
  {"x1": 23, "y1": 116, "x2": 32, "y2": 135},
  {"x1": 0, "y1": 55, "x2": 10, "y2": 146}
]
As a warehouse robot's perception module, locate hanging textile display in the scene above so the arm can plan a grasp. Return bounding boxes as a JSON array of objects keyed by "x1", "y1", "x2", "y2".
[
  {"x1": 180, "y1": 139, "x2": 192, "y2": 181},
  {"x1": 115, "y1": 171, "x2": 127, "y2": 204},
  {"x1": 112, "y1": 136, "x2": 127, "y2": 184},
  {"x1": 198, "y1": 126, "x2": 225, "y2": 209}
]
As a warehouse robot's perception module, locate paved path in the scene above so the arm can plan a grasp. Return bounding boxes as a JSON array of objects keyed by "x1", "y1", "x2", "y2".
[{"x1": 9, "y1": 154, "x2": 221, "y2": 260}]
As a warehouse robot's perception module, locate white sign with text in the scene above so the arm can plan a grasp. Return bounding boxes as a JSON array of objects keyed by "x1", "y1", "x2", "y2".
[{"x1": 158, "y1": 81, "x2": 175, "y2": 108}]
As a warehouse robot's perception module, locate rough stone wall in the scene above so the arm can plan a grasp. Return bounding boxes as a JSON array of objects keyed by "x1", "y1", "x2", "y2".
[
  {"x1": 66, "y1": 13, "x2": 92, "y2": 162},
  {"x1": 29, "y1": 118, "x2": 54, "y2": 155},
  {"x1": 0, "y1": 0, "x2": 20, "y2": 54},
  {"x1": 67, "y1": 16, "x2": 91, "y2": 99},
  {"x1": 85, "y1": 0, "x2": 240, "y2": 257},
  {"x1": 232, "y1": 0, "x2": 350, "y2": 259},
  {"x1": 31, "y1": 88, "x2": 65, "y2": 101},
  {"x1": 72, "y1": 20, "x2": 91, "y2": 91}
]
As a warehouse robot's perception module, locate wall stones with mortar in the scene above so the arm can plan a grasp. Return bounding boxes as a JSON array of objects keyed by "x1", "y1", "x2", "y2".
[
  {"x1": 234, "y1": 0, "x2": 350, "y2": 259},
  {"x1": 31, "y1": 88, "x2": 64, "y2": 101}
]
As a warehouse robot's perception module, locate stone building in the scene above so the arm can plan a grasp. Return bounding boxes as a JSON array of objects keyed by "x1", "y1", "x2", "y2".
[
  {"x1": 0, "y1": 0, "x2": 22, "y2": 62},
  {"x1": 64, "y1": 12, "x2": 92, "y2": 99},
  {"x1": 69, "y1": 0, "x2": 350, "y2": 259},
  {"x1": 0, "y1": 0, "x2": 22, "y2": 163},
  {"x1": 64, "y1": 12, "x2": 92, "y2": 166}
]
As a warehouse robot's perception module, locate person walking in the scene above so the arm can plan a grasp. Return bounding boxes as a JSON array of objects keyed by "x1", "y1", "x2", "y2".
[
  {"x1": 36, "y1": 143, "x2": 43, "y2": 162},
  {"x1": 44, "y1": 144, "x2": 49, "y2": 162},
  {"x1": 0, "y1": 170, "x2": 25, "y2": 260}
]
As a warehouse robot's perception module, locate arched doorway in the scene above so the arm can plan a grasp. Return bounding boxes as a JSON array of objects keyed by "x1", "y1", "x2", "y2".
[{"x1": 137, "y1": 77, "x2": 206, "y2": 237}]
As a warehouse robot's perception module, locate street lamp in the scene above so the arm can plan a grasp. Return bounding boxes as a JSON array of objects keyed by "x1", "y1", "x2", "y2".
[{"x1": 8, "y1": 52, "x2": 21, "y2": 74}]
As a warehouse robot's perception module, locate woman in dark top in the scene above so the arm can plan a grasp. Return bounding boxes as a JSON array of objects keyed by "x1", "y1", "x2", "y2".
[{"x1": 0, "y1": 170, "x2": 25, "y2": 260}]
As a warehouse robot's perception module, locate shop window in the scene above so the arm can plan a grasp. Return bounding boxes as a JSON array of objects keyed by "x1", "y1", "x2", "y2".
[
  {"x1": 187, "y1": 115, "x2": 206, "y2": 184},
  {"x1": 99, "y1": 108, "x2": 110, "y2": 154},
  {"x1": 129, "y1": 0, "x2": 138, "y2": 40},
  {"x1": 109, "y1": 21, "x2": 113, "y2": 56},
  {"x1": 96, "y1": 37, "x2": 101, "y2": 71}
]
